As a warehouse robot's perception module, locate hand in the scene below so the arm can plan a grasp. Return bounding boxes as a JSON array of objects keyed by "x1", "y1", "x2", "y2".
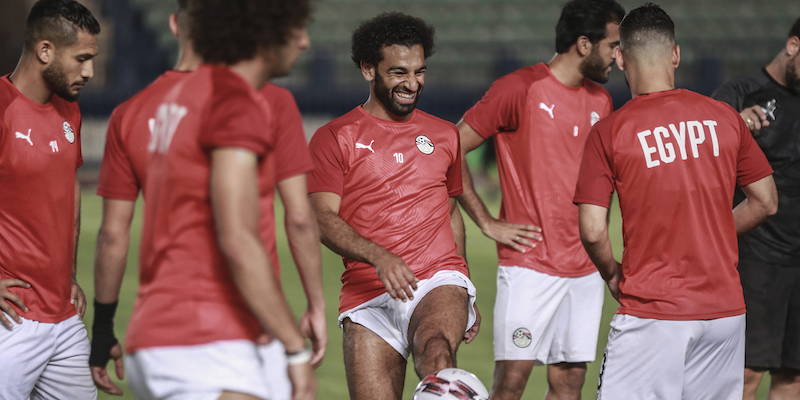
[
  {"x1": 464, "y1": 302, "x2": 481, "y2": 344},
  {"x1": 299, "y1": 308, "x2": 327, "y2": 367},
  {"x1": 288, "y1": 362, "x2": 317, "y2": 400},
  {"x1": 0, "y1": 279, "x2": 29, "y2": 329},
  {"x1": 91, "y1": 342, "x2": 124, "y2": 395},
  {"x1": 482, "y1": 218, "x2": 542, "y2": 253},
  {"x1": 605, "y1": 261, "x2": 622, "y2": 302},
  {"x1": 740, "y1": 105, "x2": 769, "y2": 134},
  {"x1": 372, "y1": 251, "x2": 418, "y2": 302},
  {"x1": 70, "y1": 278, "x2": 87, "y2": 319}
]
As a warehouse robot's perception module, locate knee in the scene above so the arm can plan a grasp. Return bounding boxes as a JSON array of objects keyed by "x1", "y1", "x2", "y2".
[
  {"x1": 548, "y1": 364, "x2": 587, "y2": 394},
  {"x1": 413, "y1": 333, "x2": 457, "y2": 377},
  {"x1": 492, "y1": 367, "x2": 531, "y2": 397},
  {"x1": 771, "y1": 367, "x2": 800, "y2": 386}
]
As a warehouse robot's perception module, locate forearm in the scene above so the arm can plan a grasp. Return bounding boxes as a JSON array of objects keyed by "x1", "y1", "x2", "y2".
[
  {"x1": 450, "y1": 199, "x2": 466, "y2": 259},
  {"x1": 582, "y1": 234, "x2": 617, "y2": 282},
  {"x1": 315, "y1": 208, "x2": 390, "y2": 266},
  {"x1": 94, "y1": 229, "x2": 130, "y2": 303},
  {"x1": 456, "y1": 157, "x2": 496, "y2": 231},
  {"x1": 578, "y1": 204, "x2": 618, "y2": 282},
  {"x1": 285, "y1": 213, "x2": 325, "y2": 311},
  {"x1": 735, "y1": 175, "x2": 778, "y2": 235}
]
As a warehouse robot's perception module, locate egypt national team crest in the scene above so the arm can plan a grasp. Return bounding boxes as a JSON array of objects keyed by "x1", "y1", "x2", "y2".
[
  {"x1": 63, "y1": 121, "x2": 75, "y2": 143},
  {"x1": 590, "y1": 111, "x2": 601, "y2": 126},
  {"x1": 512, "y1": 328, "x2": 532, "y2": 348},
  {"x1": 415, "y1": 135, "x2": 434, "y2": 155}
]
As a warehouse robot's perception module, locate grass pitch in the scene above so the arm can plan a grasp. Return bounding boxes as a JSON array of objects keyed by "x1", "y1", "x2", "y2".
[{"x1": 76, "y1": 187, "x2": 769, "y2": 399}]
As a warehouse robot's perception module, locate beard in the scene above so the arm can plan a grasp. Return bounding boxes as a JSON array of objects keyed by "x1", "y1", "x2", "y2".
[
  {"x1": 785, "y1": 54, "x2": 800, "y2": 94},
  {"x1": 580, "y1": 48, "x2": 611, "y2": 84},
  {"x1": 373, "y1": 71, "x2": 422, "y2": 117},
  {"x1": 43, "y1": 58, "x2": 80, "y2": 102}
]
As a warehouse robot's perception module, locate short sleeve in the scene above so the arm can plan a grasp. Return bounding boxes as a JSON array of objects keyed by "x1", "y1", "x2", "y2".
[
  {"x1": 734, "y1": 114, "x2": 773, "y2": 186},
  {"x1": 307, "y1": 126, "x2": 345, "y2": 196},
  {"x1": 270, "y1": 90, "x2": 313, "y2": 181},
  {"x1": 573, "y1": 125, "x2": 615, "y2": 208},
  {"x1": 462, "y1": 73, "x2": 529, "y2": 138},
  {"x1": 445, "y1": 127, "x2": 463, "y2": 197},
  {"x1": 198, "y1": 89, "x2": 271, "y2": 156},
  {"x1": 97, "y1": 105, "x2": 139, "y2": 200}
]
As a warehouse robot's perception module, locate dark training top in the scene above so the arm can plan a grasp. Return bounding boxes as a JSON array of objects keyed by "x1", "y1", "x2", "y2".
[{"x1": 713, "y1": 68, "x2": 800, "y2": 266}]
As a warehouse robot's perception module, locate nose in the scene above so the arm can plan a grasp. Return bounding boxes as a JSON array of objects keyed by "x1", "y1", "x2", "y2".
[
  {"x1": 82, "y1": 59, "x2": 94, "y2": 80},
  {"x1": 298, "y1": 28, "x2": 310, "y2": 50},
  {"x1": 405, "y1": 74, "x2": 421, "y2": 92}
]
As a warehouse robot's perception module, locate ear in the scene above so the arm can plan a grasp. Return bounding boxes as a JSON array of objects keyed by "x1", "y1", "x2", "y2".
[
  {"x1": 672, "y1": 44, "x2": 681, "y2": 68},
  {"x1": 786, "y1": 36, "x2": 800, "y2": 58},
  {"x1": 576, "y1": 35, "x2": 592, "y2": 57},
  {"x1": 360, "y1": 61, "x2": 375, "y2": 82},
  {"x1": 614, "y1": 47, "x2": 625, "y2": 71},
  {"x1": 35, "y1": 40, "x2": 55, "y2": 65},
  {"x1": 169, "y1": 13, "x2": 179, "y2": 39}
]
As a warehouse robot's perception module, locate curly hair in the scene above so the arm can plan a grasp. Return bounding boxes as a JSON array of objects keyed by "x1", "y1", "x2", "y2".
[
  {"x1": 790, "y1": 17, "x2": 800, "y2": 40},
  {"x1": 25, "y1": 0, "x2": 100, "y2": 51},
  {"x1": 555, "y1": 0, "x2": 624, "y2": 54},
  {"x1": 189, "y1": 0, "x2": 311, "y2": 65},
  {"x1": 351, "y1": 12, "x2": 435, "y2": 68}
]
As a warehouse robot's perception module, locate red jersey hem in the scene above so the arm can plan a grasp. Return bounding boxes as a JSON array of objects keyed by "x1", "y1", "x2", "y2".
[
  {"x1": 572, "y1": 196, "x2": 610, "y2": 208},
  {"x1": 737, "y1": 170, "x2": 774, "y2": 188},
  {"x1": 125, "y1": 335, "x2": 258, "y2": 354},
  {"x1": 275, "y1": 166, "x2": 313, "y2": 183},
  {"x1": 22, "y1": 308, "x2": 77, "y2": 324},
  {"x1": 617, "y1": 307, "x2": 746, "y2": 321},
  {"x1": 462, "y1": 114, "x2": 494, "y2": 140},
  {"x1": 97, "y1": 187, "x2": 138, "y2": 201},
  {"x1": 499, "y1": 262, "x2": 597, "y2": 278},
  {"x1": 308, "y1": 185, "x2": 343, "y2": 197}
]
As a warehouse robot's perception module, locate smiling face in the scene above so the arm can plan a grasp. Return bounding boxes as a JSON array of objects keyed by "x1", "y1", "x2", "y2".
[
  {"x1": 365, "y1": 44, "x2": 426, "y2": 120},
  {"x1": 580, "y1": 22, "x2": 620, "y2": 84},
  {"x1": 43, "y1": 30, "x2": 98, "y2": 102}
]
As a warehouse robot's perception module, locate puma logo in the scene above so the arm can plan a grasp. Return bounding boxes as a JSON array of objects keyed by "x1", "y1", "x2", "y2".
[
  {"x1": 356, "y1": 140, "x2": 375, "y2": 153},
  {"x1": 16, "y1": 129, "x2": 33, "y2": 146},
  {"x1": 539, "y1": 103, "x2": 555, "y2": 119}
]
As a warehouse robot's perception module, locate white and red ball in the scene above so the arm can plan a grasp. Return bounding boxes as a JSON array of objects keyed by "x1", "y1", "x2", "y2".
[{"x1": 413, "y1": 368, "x2": 489, "y2": 400}]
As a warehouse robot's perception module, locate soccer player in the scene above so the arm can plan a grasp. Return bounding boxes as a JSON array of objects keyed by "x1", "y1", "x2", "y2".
[
  {"x1": 0, "y1": 0, "x2": 100, "y2": 398},
  {"x1": 89, "y1": 0, "x2": 326, "y2": 396},
  {"x1": 456, "y1": 0, "x2": 624, "y2": 398},
  {"x1": 308, "y1": 12, "x2": 479, "y2": 400},
  {"x1": 712, "y1": 16, "x2": 800, "y2": 400},
  {"x1": 575, "y1": 5, "x2": 778, "y2": 399},
  {"x1": 123, "y1": 1, "x2": 317, "y2": 399}
]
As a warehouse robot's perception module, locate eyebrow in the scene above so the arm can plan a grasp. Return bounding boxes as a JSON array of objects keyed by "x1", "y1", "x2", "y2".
[{"x1": 387, "y1": 65, "x2": 426, "y2": 73}]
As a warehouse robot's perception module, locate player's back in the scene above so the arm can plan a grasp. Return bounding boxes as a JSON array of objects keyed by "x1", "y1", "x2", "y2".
[{"x1": 127, "y1": 64, "x2": 275, "y2": 353}]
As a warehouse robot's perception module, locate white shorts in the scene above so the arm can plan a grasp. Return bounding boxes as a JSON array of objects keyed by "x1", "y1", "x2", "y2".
[
  {"x1": 338, "y1": 270, "x2": 477, "y2": 359},
  {"x1": 494, "y1": 266, "x2": 604, "y2": 364},
  {"x1": 597, "y1": 314, "x2": 745, "y2": 400},
  {"x1": 259, "y1": 340, "x2": 290, "y2": 400},
  {"x1": 126, "y1": 340, "x2": 272, "y2": 400},
  {"x1": 0, "y1": 314, "x2": 96, "y2": 400}
]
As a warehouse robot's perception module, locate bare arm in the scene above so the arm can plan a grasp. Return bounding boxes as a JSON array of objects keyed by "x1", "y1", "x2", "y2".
[
  {"x1": 455, "y1": 120, "x2": 541, "y2": 252},
  {"x1": 276, "y1": 174, "x2": 326, "y2": 366},
  {"x1": 71, "y1": 176, "x2": 86, "y2": 318},
  {"x1": 739, "y1": 105, "x2": 770, "y2": 134},
  {"x1": 449, "y1": 198, "x2": 466, "y2": 259},
  {"x1": 734, "y1": 175, "x2": 778, "y2": 236},
  {"x1": 578, "y1": 203, "x2": 621, "y2": 301},
  {"x1": 309, "y1": 191, "x2": 418, "y2": 302}
]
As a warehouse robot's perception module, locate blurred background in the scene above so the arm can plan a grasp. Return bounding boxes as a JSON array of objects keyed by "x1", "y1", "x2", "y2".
[{"x1": 2, "y1": 0, "x2": 799, "y2": 172}]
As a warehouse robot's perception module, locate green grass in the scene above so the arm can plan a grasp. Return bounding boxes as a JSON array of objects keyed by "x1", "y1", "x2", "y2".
[{"x1": 76, "y1": 187, "x2": 770, "y2": 399}]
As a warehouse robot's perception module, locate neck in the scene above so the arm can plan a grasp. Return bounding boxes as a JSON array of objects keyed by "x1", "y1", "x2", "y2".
[
  {"x1": 228, "y1": 57, "x2": 270, "y2": 90},
  {"x1": 547, "y1": 51, "x2": 586, "y2": 88},
  {"x1": 765, "y1": 53, "x2": 788, "y2": 87},
  {"x1": 361, "y1": 93, "x2": 412, "y2": 122},
  {"x1": 173, "y1": 42, "x2": 202, "y2": 72},
  {"x1": 626, "y1": 64, "x2": 675, "y2": 97},
  {"x1": 9, "y1": 54, "x2": 53, "y2": 104}
]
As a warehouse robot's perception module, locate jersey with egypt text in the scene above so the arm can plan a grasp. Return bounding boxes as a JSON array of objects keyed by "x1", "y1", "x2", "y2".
[
  {"x1": 126, "y1": 64, "x2": 277, "y2": 353},
  {"x1": 97, "y1": 73, "x2": 312, "y2": 271},
  {"x1": 308, "y1": 106, "x2": 468, "y2": 313},
  {"x1": 463, "y1": 63, "x2": 613, "y2": 277},
  {"x1": 712, "y1": 68, "x2": 800, "y2": 266},
  {"x1": 574, "y1": 89, "x2": 773, "y2": 320},
  {"x1": 0, "y1": 74, "x2": 83, "y2": 323}
]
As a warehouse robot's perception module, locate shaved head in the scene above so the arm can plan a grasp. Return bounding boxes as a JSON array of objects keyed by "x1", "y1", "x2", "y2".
[{"x1": 619, "y1": 3, "x2": 674, "y2": 65}]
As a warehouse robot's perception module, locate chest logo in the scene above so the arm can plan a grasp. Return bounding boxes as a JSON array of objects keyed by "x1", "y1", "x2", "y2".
[
  {"x1": 63, "y1": 121, "x2": 75, "y2": 144},
  {"x1": 415, "y1": 135, "x2": 434, "y2": 155},
  {"x1": 539, "y1": 102, "x2": 555, "y2": 119},
  {"x1": 15, "y1": 129, "x2": 33, "y2": 146},
  {"x1": 356, "y1": 139, "x2": 375, "y2": 153},
  {"x1": 591, "y1": 111, "x2": 601, "y2": 126},
  {"x1": 762, "y1": 99, "x2": 777, "y2": 121}
]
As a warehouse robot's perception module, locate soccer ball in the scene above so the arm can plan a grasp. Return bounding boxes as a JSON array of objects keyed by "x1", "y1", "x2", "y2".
[{"x1": 413, "y1": 368, "x2": 489, "y2": 400}]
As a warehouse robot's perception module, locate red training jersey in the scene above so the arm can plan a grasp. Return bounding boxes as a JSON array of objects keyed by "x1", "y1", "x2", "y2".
[
  {"x1": 574, "y1": 89, "x2": 773, "y2": 320},
  {"x1": 308, "y1": 107, "x2": 468, "y2": 313},
  {"x1": 126, "y1": 65, "x2": 278, "y2": 352},
  {"x1": 0, "y1": 74, "x2": 83, "y2": 323},
  {"x1": 463, "y1": 63, "x2": 613, "y2": 277}
]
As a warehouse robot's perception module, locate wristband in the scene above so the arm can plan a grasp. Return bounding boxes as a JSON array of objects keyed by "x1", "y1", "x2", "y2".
[
  {"x1": 89, "y1": 299, "x2": 119, "y2": 367},
  {"x1": 285, "y1": 347, "x2": 312, "y2": 366}
]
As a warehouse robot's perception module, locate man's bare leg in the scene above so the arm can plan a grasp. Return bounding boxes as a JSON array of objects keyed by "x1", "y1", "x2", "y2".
[
  {"x1": 490, "y1": 360, "x2": 535, "y2": 400},
  {"x1": 408, "y1": 285, "x2": 469, "y2": 379},
  {"x1": 744, "y1": 367, "x2": 767, "y2": 400},
  {"x1": 545, "y1": 363, "x2": 586, "y2": 400},
  {"x1": 343, "y1": 319, "x2": 407, "y2": 400},
  {"x1": 768, "y1": 367, "x2": 800, "y2": 400}
]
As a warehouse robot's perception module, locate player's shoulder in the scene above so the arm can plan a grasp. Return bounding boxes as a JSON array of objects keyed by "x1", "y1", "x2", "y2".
[
  {"x1": 260, "y1": 82, "x2": 295, "y2": 101},
  {"x1": 0, "y1": 76, "x2": 19, "y2": 116},
  {"x1": 491, "y1": 63, "x2": 548, "y2": 90},
  {"x1": 712, "y1": 69, "x2": 771, "y2": 104},
  {"x1": 318, "y1": 107, "x2": 366, "y2": 134},
  {"x1": 411, "y1": 109, "x2": 458, "y2": 132}
]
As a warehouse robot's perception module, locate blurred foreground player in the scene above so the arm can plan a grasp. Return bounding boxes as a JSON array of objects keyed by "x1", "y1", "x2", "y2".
[
  {"x1": 712, "y1": 17, "x2": 800, "y2": 400},
  {"x1": 308, "y1": 12, "x2": 479, "y2": 400},
  {"x1": 575, "y1": 5, "x2": 778, "y2": 399},
  {"x1": 123, "y1": 0, "x2": 317, "y2": 399},
  {"x1": 90, "y1": 1, "x2": 326, "y2": 397},
  {"x1": 456, "y1": 1, "x2": 623, "y2": 398},
  {"x1": 0, "y1": 0, "x2": 100, "y2": 398}
]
